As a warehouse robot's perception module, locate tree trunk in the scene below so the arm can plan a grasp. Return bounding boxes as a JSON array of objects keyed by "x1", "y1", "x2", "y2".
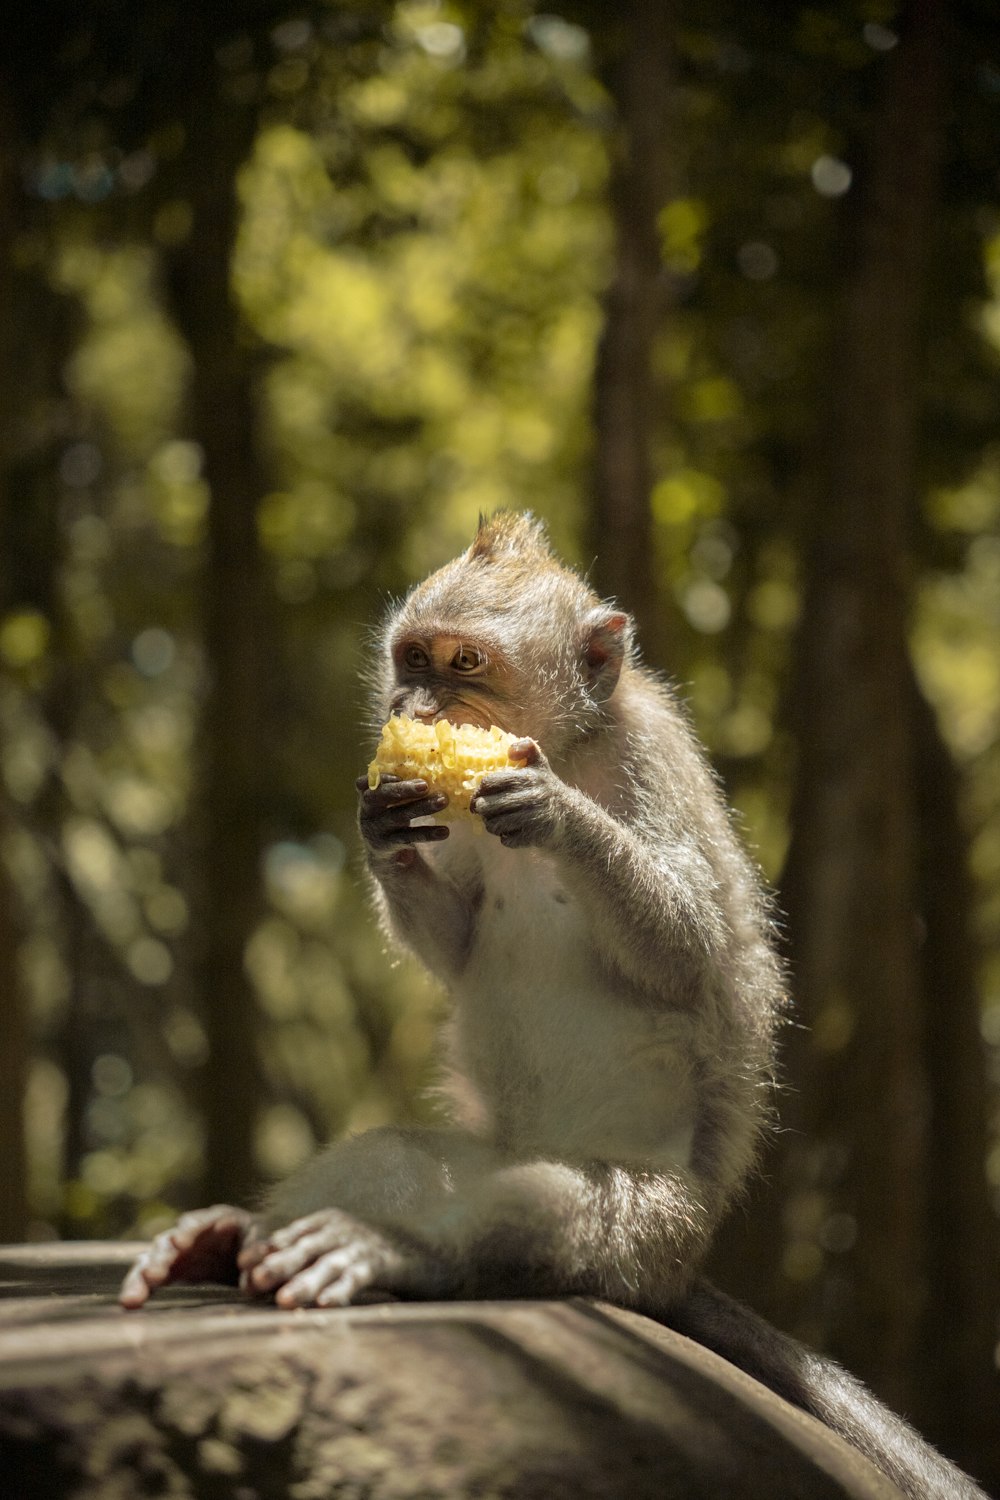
[
  {"x1": 775, "y1": 0, "x2": 946, "y2": 1413},
  {"x1": 588, "y1": 1, "x2": 674, "y2": 665},
  {"x1": 911, "y1": 676, "x2": 1000, "y2": 1489},
  {"x1": 164, "y1": 81, "x2": 269, "y2": 1209},
  {"x1": 0, "y1": 90, "x2": 30, "y2": 1243},
  {"x1": 0, "y1": 841, "x2": 28, "y2": 1242}
]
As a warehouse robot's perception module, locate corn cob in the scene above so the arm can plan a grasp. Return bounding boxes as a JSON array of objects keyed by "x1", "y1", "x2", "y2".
[{"x1": 367, "y1": 715, "x2": 523, "y2": 813}]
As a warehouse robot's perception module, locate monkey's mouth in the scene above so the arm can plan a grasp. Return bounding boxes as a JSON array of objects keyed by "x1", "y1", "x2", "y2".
[
  {"x1": 387, "y1": 699, "x2": 516, "y2": 738},
  {"x1": 431, "y1": 707, "x2": 512, "y2": 736}
]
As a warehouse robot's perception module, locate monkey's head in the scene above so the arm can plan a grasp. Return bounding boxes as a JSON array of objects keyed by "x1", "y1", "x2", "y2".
[{"x1": 376, "y1": 512, "x2": 634, "y2": 756}]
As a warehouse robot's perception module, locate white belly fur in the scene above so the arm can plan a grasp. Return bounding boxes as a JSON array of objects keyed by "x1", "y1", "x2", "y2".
[{"x1": 432, "y1": 823, "x2": 696, "y2": 1171}]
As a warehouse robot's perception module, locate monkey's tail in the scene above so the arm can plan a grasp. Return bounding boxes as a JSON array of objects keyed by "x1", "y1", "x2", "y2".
[{"x1": 669, "y1": 1279, "x2": 989, "y2": 1500}]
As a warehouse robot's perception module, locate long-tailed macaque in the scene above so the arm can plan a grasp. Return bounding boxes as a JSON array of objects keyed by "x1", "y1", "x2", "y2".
[{"x1": 122, "y1": 514, "x2": 986, "y2": 1500}]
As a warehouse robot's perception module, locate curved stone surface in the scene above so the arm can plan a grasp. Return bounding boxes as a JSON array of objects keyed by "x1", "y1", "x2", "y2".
[{"x1": 0, "y1": 1243, "x2": 904, "y2": 1499}]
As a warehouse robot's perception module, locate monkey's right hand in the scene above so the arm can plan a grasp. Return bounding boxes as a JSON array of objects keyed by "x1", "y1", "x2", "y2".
[
  {"x1": 356, "y1": 774, "x2": 450, "y2": 863},
  {"x1": 119, "y1": 1204, "x2": 262, "y2": 1308}
]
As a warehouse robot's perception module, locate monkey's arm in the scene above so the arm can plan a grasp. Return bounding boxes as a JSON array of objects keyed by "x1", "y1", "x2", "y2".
[
  {"x1": 357, "y1": 775, "x2": 478, "y2": 977},
  {"x1": 472, "y1": 743, "x2": 731, "y2": 989}
]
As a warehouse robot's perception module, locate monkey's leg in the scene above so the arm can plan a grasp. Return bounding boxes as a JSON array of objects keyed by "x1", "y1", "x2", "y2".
[
  {"x1": 240, "y1": 1125, "x2": 505, "y2": 1307},
  {"x1": 452, "y1": 1159, "x2": 715, "y2": 1309},
  {"x1": 262, "y1": 1123, "x2": 505, "y2": 1226},
  {"x1": 243, "y1": 1134, "x2": 715, "y2": 1312},
  {"x1": 120, "y1": 1204, "x2": 262, "y2": 1308}
]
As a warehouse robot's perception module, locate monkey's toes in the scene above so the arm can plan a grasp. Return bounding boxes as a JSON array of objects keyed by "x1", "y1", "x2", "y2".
[{"x1": 119, "y1": 1205, "x2": 254, "y2": 1307}]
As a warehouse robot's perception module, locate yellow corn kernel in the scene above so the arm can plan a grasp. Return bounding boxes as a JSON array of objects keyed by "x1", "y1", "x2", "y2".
[{"x1": 367, "y1": 715, "x2": 523, "y2": 813}]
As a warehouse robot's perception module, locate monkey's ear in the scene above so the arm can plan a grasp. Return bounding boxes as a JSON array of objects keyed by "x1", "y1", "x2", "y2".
[{"x1": 582, "y1": 610, "x2": 632, "y2": 702}]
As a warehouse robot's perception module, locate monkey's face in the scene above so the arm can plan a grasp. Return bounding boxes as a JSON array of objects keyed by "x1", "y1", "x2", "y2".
[
  {"x1": 385, "y1": 629, "x2": 520, "y2": 737},
  {"x1": 375, "y1": 528, "x2": 633, "y2": 758}
]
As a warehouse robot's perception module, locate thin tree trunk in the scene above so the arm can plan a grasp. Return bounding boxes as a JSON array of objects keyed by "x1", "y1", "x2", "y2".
[
  {"x1": 0, "y1": 97, "x2": 28, "y2": 1244},
  {"x1": 0, "y1": 83, "x2": 56, "y2": 1242},
  {"x1": 589, "y1": 0, "x2": 673, "y2": 664},
  {"x1": 0, "y1": 840, "x2": 28, "y2": 1242},
  {"x1": 164, "y1": 85, "x2": 269, "y2": 1209},
  {"x1": 911, "y1": 676, "x2": 1000, "y2": 1490},
  {"x1": 776, "y1": 0, "x2": 946, "y2": 1412}
]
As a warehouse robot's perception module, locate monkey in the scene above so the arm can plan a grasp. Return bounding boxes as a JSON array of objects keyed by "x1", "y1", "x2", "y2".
[
  {"x1": 125, "y1": 510, "x2": 779, "y2": 1312},
  {"x1": 121, "y1": 513, "x2": 987, "y2": 1500}
]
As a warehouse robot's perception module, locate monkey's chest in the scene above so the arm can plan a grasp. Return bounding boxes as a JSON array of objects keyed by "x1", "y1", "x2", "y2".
[{"x1": 448, "y1": 843, "x2": 696, "y2": 1165}]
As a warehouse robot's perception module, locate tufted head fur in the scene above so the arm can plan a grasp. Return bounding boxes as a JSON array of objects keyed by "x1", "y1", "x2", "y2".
[{"x1": 466, "y1": 511, "x2": 554, "y2": 564}]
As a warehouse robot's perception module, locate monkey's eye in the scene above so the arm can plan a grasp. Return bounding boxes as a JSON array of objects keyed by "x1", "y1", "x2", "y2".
[
  {"x1": 403, "y1": 644, "x2": 430, "y2": 672},
  {"x1": 451, "y1": 646, "x2": 483, "y2": 674}
]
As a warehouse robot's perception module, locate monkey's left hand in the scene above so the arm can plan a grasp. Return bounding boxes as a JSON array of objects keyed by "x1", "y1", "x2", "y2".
[
  {"x1": 237, "y1": 1209, "x2": 456, "y2": 1308},
  {"x1": 470, "y1": 739, "x2": 570, "y2": 849}
]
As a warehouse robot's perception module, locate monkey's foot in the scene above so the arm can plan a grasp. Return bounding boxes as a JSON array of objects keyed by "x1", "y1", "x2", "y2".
[
  {"x1": 119, "y1": 1204, "x2": 260, "y2": 1309},
  {"x1": 238, "y1": 1209, "x2": 455, "y2": 1308}
]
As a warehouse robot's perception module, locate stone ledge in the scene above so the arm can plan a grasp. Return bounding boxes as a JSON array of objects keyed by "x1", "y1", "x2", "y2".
[{"x1": 0, "y1": 1244, "x2": 903, "y2": 1500}]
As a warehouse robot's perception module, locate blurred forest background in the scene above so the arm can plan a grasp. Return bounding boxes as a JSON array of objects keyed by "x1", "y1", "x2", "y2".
[{"x1": 1, "y1": 0, "x2": 999, "y2": 1487}]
